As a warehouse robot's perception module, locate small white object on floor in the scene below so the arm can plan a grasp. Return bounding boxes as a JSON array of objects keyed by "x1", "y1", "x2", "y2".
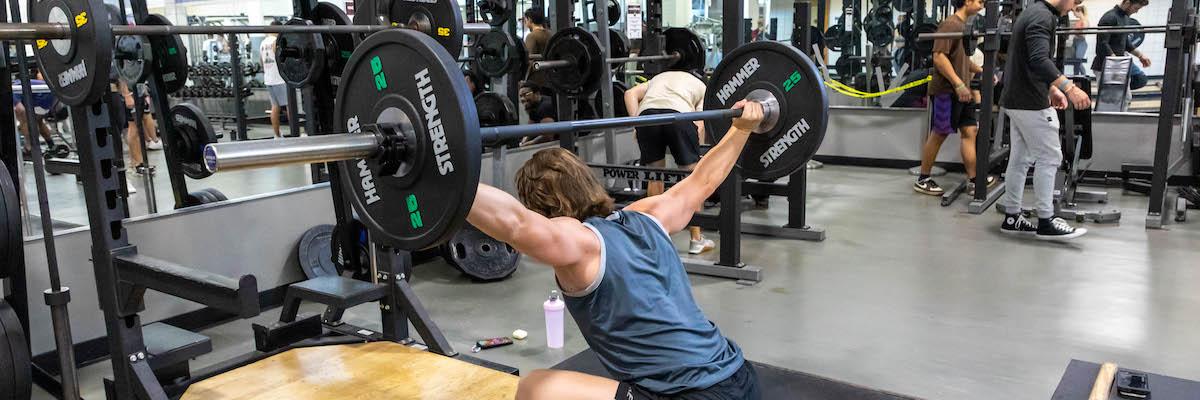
[{"x1": 512, "y1": 329, "x2": 528, "y2": 340}]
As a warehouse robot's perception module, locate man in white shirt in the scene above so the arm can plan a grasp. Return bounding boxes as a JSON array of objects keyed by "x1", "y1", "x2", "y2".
[{"x1": 260, "y1": 21, "x2": 288, "y2": 138}]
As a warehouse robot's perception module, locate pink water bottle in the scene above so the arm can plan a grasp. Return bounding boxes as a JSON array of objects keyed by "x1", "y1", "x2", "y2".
[{"x1": 544, "y1": 290, "x2": 565, "y2": 348}]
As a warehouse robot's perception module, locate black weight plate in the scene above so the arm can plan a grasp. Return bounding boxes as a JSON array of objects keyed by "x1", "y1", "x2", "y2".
[
  {"x1": 593, "y1": 80, "x2": 629, "y2": 118},
  {"x1": 544, "y1": 27, "x2": 604, "y2": 97},
  {"x1": 352, "y1": 0, "x2": 381, "y2": 42},
  {"x1": 31, "y1": 0, "x2": 113, "y2": 106},
  {"x1": 0, "y1": 301, "x2": 32, "y2": 400},
  {"x1": 442, "y1": 224, "x2": 520, "y2": 281},
  {"x1": 824, "y1": 25, "x2": 845, "y2": 52},
  {"x1": 911, "y1": 22, "x2": 939, "y2": 57},
  {"x1": 663, "y1": 28, "x2": 705, "y2": 73},
  {"x1": 278, "y1": 19, "x2": 326, "y2": 87},
  {"x1": 477, "y1": 0, "x2": 511, "y2": 26},
  {"x1": 334, "y1": 29, "x2": 481, "y2": 250},
  {"x1": 298, "y1": 224, "x2": 339, "y2": 279},
  {"x1": 314, "y1": 2, "x2": 355, "y2": 78},
  {"x1": 201, "y1": 187, "x2": 228, "y2": 201},
  {"x1": 864, "y1": 6, "x2": 894, "y2": 47},
  {"x1": 591, "y1": 0, "x2": 620, "y2": 26},
  {"x1": 170, "y1": 103, "x2": 218, "y2": 179},
  {"x1": 330, "y1": 218, "x2": 370, "y2": 279},
  {"x1": 476, "y1": 30, "x2": 520, "y2": 78},
  {"x1": 1128, "y1": 18, "x2": 1144, "y2": 49},
  {"x1": 0, "y1": 163, "x2": 19, "y2": 281},
  {"x1": 703, "y1": 41, "x2": 828, "y2": 181},
  {"x1": 115, "y1": 34, "x2": 149, "y2": 84},
  {"x1": 475, "y1": 92, "x2": 516, "y2": 127},
  {"x1": 143, "y1": 14, "x2": 189, "y2": 95},
  {"x1": 388, "y1": 0, "x2": 466, "y2": 58},
  {"x1": 608, "y1": 28, "x2": 629, "y2": 61}
]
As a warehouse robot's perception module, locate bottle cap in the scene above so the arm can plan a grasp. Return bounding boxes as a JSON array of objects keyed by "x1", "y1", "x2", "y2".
[{"x1": 549, "y1": 290, "x2": 560, "y2": 301}]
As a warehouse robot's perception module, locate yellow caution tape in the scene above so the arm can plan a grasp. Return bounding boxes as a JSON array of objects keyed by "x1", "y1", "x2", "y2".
[{"x1": 823, "y1": 75, "x2": 932, "y2": 99}]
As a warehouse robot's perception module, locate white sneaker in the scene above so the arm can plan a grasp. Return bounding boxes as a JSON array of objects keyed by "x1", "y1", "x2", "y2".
[
  {"x1": 687, "y1": 238, "x2": 715, "y2": 255},
  {"x1": 126, "y1": 180, "x2": 137, "y2": 194},
  {"x1": 147, "y1": 140, "x2": 163, "y2": 150}
]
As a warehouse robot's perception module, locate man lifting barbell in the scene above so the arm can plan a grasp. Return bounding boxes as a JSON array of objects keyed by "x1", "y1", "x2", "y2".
[{"x1": 472, "y1": 100, "x2": 765, "y2": 400}]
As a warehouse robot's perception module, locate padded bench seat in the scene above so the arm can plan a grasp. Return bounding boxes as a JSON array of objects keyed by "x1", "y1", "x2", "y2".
[{"x1": 553, "y1": 348, "x2": 923, "y2": 399}]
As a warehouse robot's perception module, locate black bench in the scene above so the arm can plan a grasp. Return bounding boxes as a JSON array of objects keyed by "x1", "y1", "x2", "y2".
[{"x1": 552, "y1": 348, "x2": 923, "y2": 399}]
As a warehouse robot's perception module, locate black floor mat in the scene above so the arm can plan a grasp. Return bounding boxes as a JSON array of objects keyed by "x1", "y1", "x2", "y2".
[{"x1": 552, "y1": 348, "x2": 924, "y2": 399}]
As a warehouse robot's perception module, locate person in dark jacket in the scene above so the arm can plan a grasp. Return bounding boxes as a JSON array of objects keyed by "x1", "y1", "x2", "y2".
[
  {"x1": 1092, "y1": 0, "x2": 1151, "y2": 89},
  {"x1": 997, "y1": 0, "x2": 1091, "y2": 240}
]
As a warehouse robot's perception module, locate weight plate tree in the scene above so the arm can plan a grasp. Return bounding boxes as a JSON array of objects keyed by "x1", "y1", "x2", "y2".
[
  {"x1": 201, "y1": 29, "x2": 829, "y2": 253},
  {"x1": 703, "y1": 41, "x2": 829, "y2": 181}
]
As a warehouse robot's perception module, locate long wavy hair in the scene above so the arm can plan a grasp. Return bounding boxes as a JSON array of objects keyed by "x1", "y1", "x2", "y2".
[{"x1": 515, "y1": 147, "x2": 615, "y2": 221}]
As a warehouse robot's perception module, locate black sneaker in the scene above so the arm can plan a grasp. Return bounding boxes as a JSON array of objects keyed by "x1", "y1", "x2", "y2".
[
  {"x1": 1000, "y1": 214, "x2": 1037, "y2": 236},
  {"x1": 913, "y1": 178, "x2": 943, "y2": 196},
  {"x1": 1036, "y1": 217, "x2": 1088, "y2": 241}
]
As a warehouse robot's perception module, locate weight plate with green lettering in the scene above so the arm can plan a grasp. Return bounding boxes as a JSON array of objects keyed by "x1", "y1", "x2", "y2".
[
  {"x1": 334, "y1": 29, "x2": 480, "y2": 250},
  {"x1": 703, "y1": 41, "x2": 827, "y2": 181}
]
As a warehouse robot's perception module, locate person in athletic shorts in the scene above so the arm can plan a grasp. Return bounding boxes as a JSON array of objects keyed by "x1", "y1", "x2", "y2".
[
  {"x1": 914, "y1": 0, "x2": 995, "y2": 196},
  {"x1": 260, "y1": 20, "x2": 288, "y2": 138},
  {"x1": 624, "y1": 71, "x2": 712, "y2": 254}
]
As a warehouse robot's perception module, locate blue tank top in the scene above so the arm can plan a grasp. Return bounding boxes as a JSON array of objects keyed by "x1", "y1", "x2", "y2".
[{"x1": 565, "y1": 211, "x2": 744, "y2": 394}]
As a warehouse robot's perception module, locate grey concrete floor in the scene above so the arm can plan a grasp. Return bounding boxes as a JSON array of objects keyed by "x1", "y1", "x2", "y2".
[{"x1": 29, "y1": 163, "x2": 1200, "y2": 400}]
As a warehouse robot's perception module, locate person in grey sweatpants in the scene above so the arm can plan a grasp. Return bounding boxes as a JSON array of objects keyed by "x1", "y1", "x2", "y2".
[{"x1": 996, "y1": 0, "x2": 1090, "y2": 240}]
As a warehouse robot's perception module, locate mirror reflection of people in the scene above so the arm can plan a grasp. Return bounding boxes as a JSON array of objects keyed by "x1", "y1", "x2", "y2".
[
  {"x1": 12, "y1": 71, "x2": 59, "y2": 160},
  {"x1": 1093, "y1": 0, "x2": 1151, "y2": 89},
  {"x1": 118, "y1": 77, "x2": 159, "y2": 179},
  {"x1": 260, "y1": 20, "x2": 288, "y2": 138},
  {"x1": 1069, "y1": 3, "x2": 1090, "y2": 76},
  {"x1": 521, "y1": 8, "x2": 552, "y2": 87},
  {"x1": 517, "y1": 82, "x2": 556, "y2": 146}
]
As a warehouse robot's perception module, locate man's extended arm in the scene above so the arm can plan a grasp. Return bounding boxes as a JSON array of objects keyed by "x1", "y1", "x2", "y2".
[
  {"x1": 625, "y1": 101, "x2": 763, "y2": 233},
  {"x1": 466, "y1": 184, "x2": 597, "y2": 268}
]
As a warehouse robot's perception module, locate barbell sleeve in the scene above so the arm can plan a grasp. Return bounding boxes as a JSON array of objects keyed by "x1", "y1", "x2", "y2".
[
  {"x1": 203, "y1": 133, "x2": 383, "y2": 173},
  {"x1": 463, "y1": 22, "x2": 491, "y2": 35}
]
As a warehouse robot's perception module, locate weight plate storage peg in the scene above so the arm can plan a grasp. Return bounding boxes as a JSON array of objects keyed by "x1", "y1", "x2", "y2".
[
  {"x1": 542, "y1": 27, "x2": 606, "y2": 97},
  {"x1": 171, "y1": 103, "x2": 219, "y2": 179},
  {"x1": 30, "y1": 0, "x2": 114, "y2": 106},
  {"x1": 334, "y1": 29, "x2": 481, "y2": 250},
  {"x1": 703, "y1": 41, "x2": 829, "y2": 181},
  {"x1": 441, "y1": 223, "x2": 520, "y2": 281}
]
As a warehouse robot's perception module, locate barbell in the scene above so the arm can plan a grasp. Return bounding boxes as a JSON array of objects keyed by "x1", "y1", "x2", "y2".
[
  {"x1": 10, "y1": 0, "x2": 488, "y2": 106},
  {"x1": 917, "y1": 23, "x2": 1178, "y2": 56},
  {"x1": 199, "y1": 29, "x2": 829, "y2": 251},
  {"x1": 533, "y1": 27, "x2": 708, "y2": 96}
]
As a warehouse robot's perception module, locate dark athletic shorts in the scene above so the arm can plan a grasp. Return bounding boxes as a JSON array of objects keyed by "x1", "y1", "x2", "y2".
[
  {"x1": 614, "y1": 361, "x2": 760, "y2": 400},
  {"x1": 635, "y1": 108, "x2": 701, "y2": 166},
  {"x1": 929, "y1": 93, "x2": 978, "y2": 135}
]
